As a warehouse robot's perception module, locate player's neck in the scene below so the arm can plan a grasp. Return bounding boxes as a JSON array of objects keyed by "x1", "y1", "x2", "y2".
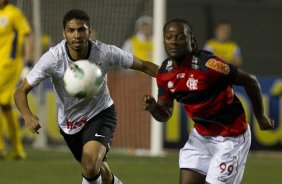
[
  {"x1": 173, "y1": 53, "x2": 192, "y2": 68},
  {"x1": 66, "y1": 42, "x2": 91, "y2": 61}
]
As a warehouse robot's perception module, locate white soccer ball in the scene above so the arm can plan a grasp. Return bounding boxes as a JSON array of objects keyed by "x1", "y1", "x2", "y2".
[{"x1": 63, "y1": 60, "x2": 103, "y2": 98}]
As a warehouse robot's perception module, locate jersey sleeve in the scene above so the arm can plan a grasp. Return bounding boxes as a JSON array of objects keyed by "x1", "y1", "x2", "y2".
[
  {"x1": 108, "y1": 45, "x2": 133, "y2": 69},
  {"x1": 205, "y1": 56, "x2": 238, "y2": 85},
  {"x1": 156, "y1": 71, "x2": 173, "y2": 100},
  {"x1": 26, "y1": 51, "x2": 56, "y2": 87}
]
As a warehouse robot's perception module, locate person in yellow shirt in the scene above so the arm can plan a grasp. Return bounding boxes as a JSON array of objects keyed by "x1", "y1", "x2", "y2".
[
  {"x1": 204, "y1": 20, "x2": 243, "y2": 67},
  {"x1": 122, "y1": 16, "x2": 153, "y2": 62},
  {"x1": 0, "y1": 0, "x2": 33, "y2": 159}
]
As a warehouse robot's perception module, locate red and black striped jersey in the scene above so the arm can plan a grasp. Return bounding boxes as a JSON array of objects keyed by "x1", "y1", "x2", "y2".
[{"x1": 157, "y1": 50, "x2": 247, "y2": 136}]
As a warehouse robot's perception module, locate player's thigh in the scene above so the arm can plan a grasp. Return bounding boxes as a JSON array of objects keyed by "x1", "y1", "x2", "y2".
[
  {"x1": 180, "y1": 168, "x2": 206, "y2": 184},
  {"x1": 206, "y1": 127, "x2": 251, "y2": 184},
  {"x1": 179, "y1": 128, "x2": 211, "y2": 176},
  {"x1": 82, "y1": 105, "x2": 117, "y2": 150}
]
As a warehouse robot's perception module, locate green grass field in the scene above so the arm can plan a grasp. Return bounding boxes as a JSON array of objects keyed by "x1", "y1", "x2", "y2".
[{"x1": 0, "y1": 148, "x2": 281, "y2": 184}]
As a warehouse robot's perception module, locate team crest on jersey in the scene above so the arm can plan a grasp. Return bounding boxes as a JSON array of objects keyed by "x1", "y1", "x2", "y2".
[
  {"x1": 0, "y1": 16, "x2": 8, "y2": 27},
  {"x1": 205, "y1": 59, "x2": 230, "y2": 74},
  {"x1": 186, "y1": 77, "x2": 198, "y2": 90}
]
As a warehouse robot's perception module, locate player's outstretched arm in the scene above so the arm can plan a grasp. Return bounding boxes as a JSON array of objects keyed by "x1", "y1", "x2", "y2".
[
  {"x1": 14, "y1": 79, "x2": 41, "y2": 134},
  {"x1": 234, "y1": 69, "x2": 274, "y2": 130},
  {"x1": 131, "y1": 56, "x2": 159, "y2": 77},
  {"x1": 143, "y1": 95, "x2": 173, "y2": 122}
]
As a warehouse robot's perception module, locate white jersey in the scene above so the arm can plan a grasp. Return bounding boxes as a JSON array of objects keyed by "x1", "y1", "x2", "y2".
[{"x1": 26, "y1": 39, "x2": 133, "y2": 134}]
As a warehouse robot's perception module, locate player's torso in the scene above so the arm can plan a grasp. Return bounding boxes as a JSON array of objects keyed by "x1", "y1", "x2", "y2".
[
  {"x1": 158, "y1": 51, "x2": 224, "y2": 107},
  {"x1": 158, "y1": 51, "x2": 247, "y2": 136},
  {"x1": 47, "y1": 41, "x2": 113, "y2": 133}
]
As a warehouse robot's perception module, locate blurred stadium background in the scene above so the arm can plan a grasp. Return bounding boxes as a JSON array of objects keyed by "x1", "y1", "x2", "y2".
[{"x1": 0, "y1": 0, "x2": 282, "y2": 183}]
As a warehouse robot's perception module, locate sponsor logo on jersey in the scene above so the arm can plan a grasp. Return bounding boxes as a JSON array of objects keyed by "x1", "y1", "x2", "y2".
[
  {"x1": 176, "y1": 73, "x2": 185, "y2": 79},
  {"x1": 191, "y1": 56, "x2": 199, "y2": 69},
  {"x1": 95, "y1": 133, "x2": 105, "y2": 138},
  {"x1": 192, "y1": 56, "x2": 198, "y2": 64},
  {"x1": 66, "y1": 117, "x2": 88, "y2": 130},
  {"x1": 168, "y1": 81, "x2": 175, "y2": 92},
  {"x1": 205, "y1": 59, "x2": 230, "y2": 74},
  {"x1": 168, "y1": 81, "x2": 174, "y2": 89},
  {"x1": 166, "y1": 60, "x2": 173, "y2": 72}
]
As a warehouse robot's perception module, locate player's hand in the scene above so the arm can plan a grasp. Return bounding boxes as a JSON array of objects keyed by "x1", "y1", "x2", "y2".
[
  {"x1": 23, "y1": 114, "x2": 41, "y2": 134},
  {"x1": 257, "y1": 115, "x2": 275, "y2": 130},
  {"x1": 143, "y1": 95, "x2": 157, "y2": 111}
]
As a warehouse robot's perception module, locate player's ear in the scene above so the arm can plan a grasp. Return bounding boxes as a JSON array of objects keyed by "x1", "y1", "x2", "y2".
[
  {"x1": 90, "y1": 28, "x2": 97, "y2": 40},
  {"x1": 63, "y1": 30, "x2": 66, "y2": 39}
]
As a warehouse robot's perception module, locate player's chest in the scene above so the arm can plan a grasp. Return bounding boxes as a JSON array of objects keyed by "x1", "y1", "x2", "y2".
[{"x1": 165, "y1": 68, "x2": 211, "y2": 93}]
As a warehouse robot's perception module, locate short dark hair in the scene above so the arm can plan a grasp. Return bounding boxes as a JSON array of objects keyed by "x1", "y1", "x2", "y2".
[
  {"x1": 163, "y1": 18, "x2": 193, "y2": 36},
  {"x1": 63, "y1": 9, "x2": 90, "y2": 29}
]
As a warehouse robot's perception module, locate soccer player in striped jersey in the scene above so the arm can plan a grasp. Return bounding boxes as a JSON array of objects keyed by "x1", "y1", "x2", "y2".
[
  {"x1": 14, "y1": 9, "x2": 158, "y2": 184},
  {"x1": 144, "y1": 19, "x2": 274, "y2": 184}
]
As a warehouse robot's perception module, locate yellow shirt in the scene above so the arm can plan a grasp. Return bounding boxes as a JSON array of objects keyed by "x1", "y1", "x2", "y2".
[
  {"x1": 131, "y1": 35, "x2": 153, "y2": 61},
  {"x1": 204, "y1": 39, "x2": 240, "y2": 64},
  {"x1": 0, "y1": 4, "x2": 31, "y2": 66}
]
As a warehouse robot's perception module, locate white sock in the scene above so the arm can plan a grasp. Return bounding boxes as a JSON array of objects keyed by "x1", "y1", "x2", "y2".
[
  {"x1": 113, "y1": 175, "x2": 123, "y2": 184},
  {"x1": 82, "y1": 175, "x2": 102, "y2": 184}
]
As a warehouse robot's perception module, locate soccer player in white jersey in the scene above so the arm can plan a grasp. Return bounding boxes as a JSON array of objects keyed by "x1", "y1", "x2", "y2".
[{"x1": 14, "y1": 9, "x2": 158, "y2": 184}]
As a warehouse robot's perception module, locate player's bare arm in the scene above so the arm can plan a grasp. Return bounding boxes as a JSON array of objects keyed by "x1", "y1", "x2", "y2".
[
  {"x1": 14, "y1": 79, "x2": 41, "y2": 134},
  {"x1": 234, "y1": 69, "x2": 274, "y2": 130},
  {"x1": 143, "y1": 95, "x2": 173, "y2": 122},
  {"x1": 131, "y1": 56, "x2": 159, "y2": 77},
  {"x1": 24, "y1": 32, "x2": 34, "y2": 63}
]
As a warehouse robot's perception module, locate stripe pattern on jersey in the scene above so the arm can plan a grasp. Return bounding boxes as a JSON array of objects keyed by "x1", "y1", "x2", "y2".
[{"x1": 157, "y1": 50, "x2": 247, "y2": 136}]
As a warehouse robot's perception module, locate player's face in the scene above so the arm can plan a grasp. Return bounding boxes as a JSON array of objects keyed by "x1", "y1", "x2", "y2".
[
  {"x1": 215, "y1": 24, "x2": 231, "y2": 42},
  {"x1": 63, "y1": 19, "x2": 91, "y2": 52},
  {"x1": 163, "y1": 22, "x2": 191, "y2": 62}
]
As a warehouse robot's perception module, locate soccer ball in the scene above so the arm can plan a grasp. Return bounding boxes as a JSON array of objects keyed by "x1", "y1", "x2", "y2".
[{"x1": 63, "y1": 60, "x2": 103, "y2": 98}]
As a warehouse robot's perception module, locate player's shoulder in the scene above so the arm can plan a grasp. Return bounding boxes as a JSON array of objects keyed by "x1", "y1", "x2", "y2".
[
  {"x1": 193, "y1": 50, "x2": 216, "y2": 64},
  {"x1": 198, "y1": 50, "x2": 233, "y2": 75},
  {"x1": 158, "y1": 58, "x2": 173, "y2": 74},
  {"x1": 5, "y1": 4, "x2": 19, "y2": 11},
  {"x1": 92, "y1": 39, "x2": 118, "y2": 54},
  {"x1": 5, "y1": 4, "x2": 23, "y2": 15},
  {"x1": 48, "y1": 40, "x2": 67, "y2": 61}
]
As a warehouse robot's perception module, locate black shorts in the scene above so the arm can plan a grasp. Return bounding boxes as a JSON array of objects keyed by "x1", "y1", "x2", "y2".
[{"x1": 60, "y1": 105, "x2": 117, "y2": 162}]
